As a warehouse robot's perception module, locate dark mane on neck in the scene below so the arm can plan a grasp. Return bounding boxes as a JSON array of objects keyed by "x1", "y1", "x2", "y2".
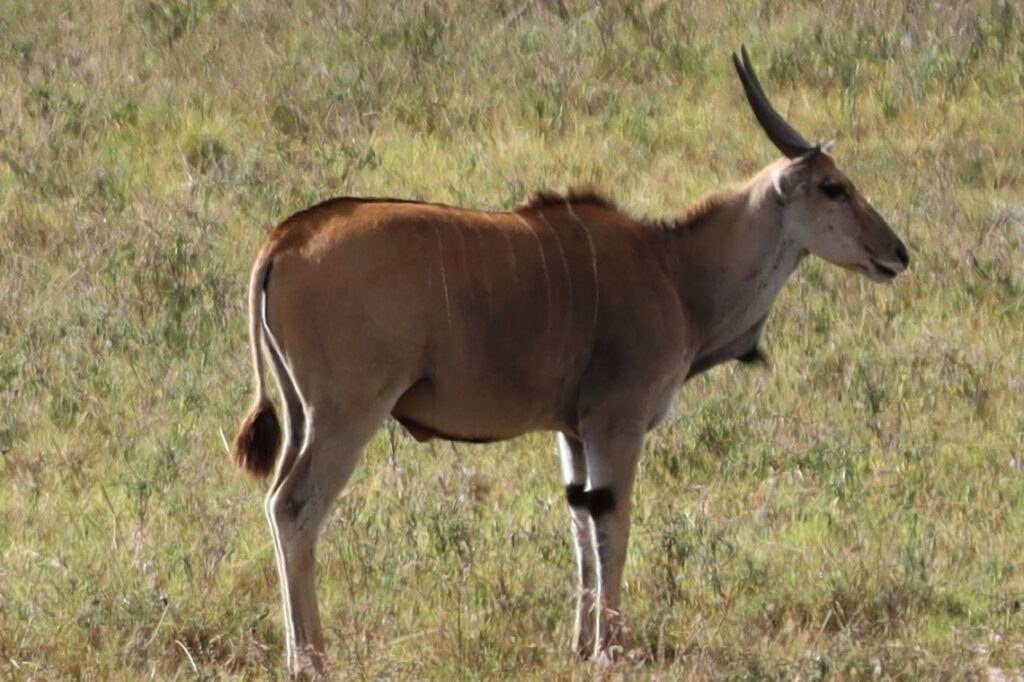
[
  {"x1": 514, "y1": 184, "x2": 733, "y2": 234},
  {"x1": 516, "y1": 186, "x2": 619, "y2": 213},
  {"x1": 652, "y1": 190, "x2": 732, "y2": 233}
]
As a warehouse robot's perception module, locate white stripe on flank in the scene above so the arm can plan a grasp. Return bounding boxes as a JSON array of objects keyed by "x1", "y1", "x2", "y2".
[
  {"x1": 454, "y1": 223, "x2": 469, "y2": 283},
  {"x1": 535, "y1": 210, "x2": 574, "y2": 308},
  {"x1": 483, "y1": 213, "x2": 519, "y2": 287},
  {"x1": 513, "y1": 213, "x2": 552, "y2": 320},
  {"x1": 431, "y1": 224, "x2": 453, "y2": 329},
  {"x1": 474, "y1": 223, "x2": 492, "y2": 298},
  {"x1": 565, "y1": 201, "x2": 600, "y2": 331}
]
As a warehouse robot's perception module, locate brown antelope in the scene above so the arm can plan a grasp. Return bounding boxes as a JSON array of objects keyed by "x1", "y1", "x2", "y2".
[{"x1": 232, "y1": 47, "x2": 908, "y2": 677}]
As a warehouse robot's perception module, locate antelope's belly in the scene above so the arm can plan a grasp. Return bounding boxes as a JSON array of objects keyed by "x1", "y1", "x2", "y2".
[{"x1": 390, "y1": 374, "x2": 565, "y2": 443}]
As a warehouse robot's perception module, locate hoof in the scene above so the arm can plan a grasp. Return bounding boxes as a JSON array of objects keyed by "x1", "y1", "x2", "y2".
[
  {"x1": 571, "y1": 643, "x2": 592, "y2": 661},
  {"x1": 289, "y1": 647, "x2": 328, "y2": 680},
  {"x1": 595, "y1": 644, "x2": 624, "y2": 665}
]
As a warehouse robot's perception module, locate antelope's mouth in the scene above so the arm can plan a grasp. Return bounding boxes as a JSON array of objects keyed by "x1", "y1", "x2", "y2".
[
  {"x1": 845, "y1": 259, "x2": 902, "y2": 282},
  {"x1": 869, "y1": 259, "x2": 899, "y2": 280}
]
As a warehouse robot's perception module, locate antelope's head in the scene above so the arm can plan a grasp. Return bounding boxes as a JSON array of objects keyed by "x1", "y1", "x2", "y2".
[{"x1": 734, "y1": 47, "x2": 909, "y2": 282}]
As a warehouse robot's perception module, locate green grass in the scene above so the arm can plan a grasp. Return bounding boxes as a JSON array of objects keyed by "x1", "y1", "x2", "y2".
[{"x1": 2, "y1": 0, "x2": 1023, "y2": 678}]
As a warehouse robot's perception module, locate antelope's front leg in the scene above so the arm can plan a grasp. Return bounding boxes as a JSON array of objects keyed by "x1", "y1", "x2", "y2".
[
  {"x1": 581, "y1": 426, "x2": 643, "y2": 662},
  {"x1": 558, "y1": 433, "x2": 596, "y2": 658}
]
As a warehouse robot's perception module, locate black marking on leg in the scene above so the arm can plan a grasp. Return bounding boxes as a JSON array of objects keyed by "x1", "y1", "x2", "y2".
[
  {"x1": 566, "y1": 484, "x2": 587, "y2": 508},
  {"x1": 586, "y1": 487, "x2": 615, "y2": 517}
]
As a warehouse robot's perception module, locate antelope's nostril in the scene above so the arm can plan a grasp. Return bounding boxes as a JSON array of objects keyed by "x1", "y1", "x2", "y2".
[{"x1": 896, "y1": 244, "x2": 910, "y2": 268}]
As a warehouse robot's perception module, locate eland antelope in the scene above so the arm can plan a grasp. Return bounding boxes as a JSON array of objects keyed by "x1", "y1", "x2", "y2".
[{"x1": 232, "y1": 47, "x2": 908, "y2": 677}]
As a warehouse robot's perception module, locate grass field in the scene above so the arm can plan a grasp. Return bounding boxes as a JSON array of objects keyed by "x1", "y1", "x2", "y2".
[{"x1": 2, "y1": 0, "x2": 1023, "y2": 679}]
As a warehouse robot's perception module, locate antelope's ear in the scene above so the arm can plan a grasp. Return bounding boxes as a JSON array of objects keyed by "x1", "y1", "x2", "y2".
[{"x1": 771, "y1": 155, "x2": 816, "y2": 201}]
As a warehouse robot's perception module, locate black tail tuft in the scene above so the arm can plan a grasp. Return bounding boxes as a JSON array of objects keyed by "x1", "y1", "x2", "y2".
[{"x1": 231, "y1": 397, "x2": 281, "y2": 477}]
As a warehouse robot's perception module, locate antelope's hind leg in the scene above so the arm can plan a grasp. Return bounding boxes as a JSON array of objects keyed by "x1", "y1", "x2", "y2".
[
  {"x1": 261, "y1": 348, "x2": 306, "y2": 673},
  {"x1": 265, "y1": 400, "x2": 392, "y2": 679}
]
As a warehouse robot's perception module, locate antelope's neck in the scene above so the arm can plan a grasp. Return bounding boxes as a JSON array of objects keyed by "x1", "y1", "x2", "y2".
[{"x1": 664, "y1": 183, "x2": 803, "y2": 366}]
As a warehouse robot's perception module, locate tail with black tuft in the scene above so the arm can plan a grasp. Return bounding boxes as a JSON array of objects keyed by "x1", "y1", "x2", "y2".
[
  {"x1": 232, "y1": 396, "x2": 281, "y2": 477},
  {"x1": 231, "y1": 256, "x2": 281, "y2": 478}
]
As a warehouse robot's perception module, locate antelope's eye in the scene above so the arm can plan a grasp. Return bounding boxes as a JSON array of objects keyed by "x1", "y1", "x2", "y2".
[{"x1": 821, "y1": 181, "x2": 847, "y2": 200}]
